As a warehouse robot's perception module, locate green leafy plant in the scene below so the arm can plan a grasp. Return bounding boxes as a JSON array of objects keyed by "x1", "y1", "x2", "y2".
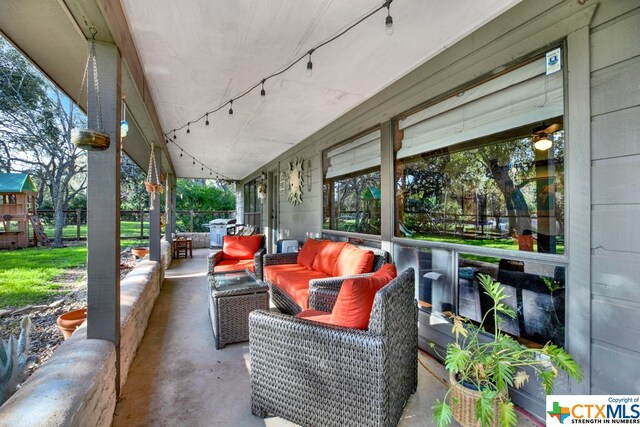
[
  {"x1": 432, "y1": 274, "x2": 582, "y2": 427},
  {"x1": 1, "y1": 316, "x2": 39, "y2": 405}
]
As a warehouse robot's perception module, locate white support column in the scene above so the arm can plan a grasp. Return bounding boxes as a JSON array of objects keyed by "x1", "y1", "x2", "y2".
[
  {"x1": 171, "y1": 175, "x2": 177, "y2": 237},
  {"x1": 165, "y1": 172, "x2": 174, "y2": 244},
  {"x1": 86, "y1": 41, "x2": 121, "y2": 390},
  {"x1": 379, "y1": 120, "x2": 394, "y2": 257},
  {"x1": 149, "y1": 145, "x2": 161, "y2": 262}
]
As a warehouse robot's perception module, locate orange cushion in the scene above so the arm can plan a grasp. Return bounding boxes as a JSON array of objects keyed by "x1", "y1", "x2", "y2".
[
  {"x1": 330, "y1": 264, "x2": 398, "y2": 330},
  {"x1": 214, "y1": 259, "x2": 255, "y2": 273},
  {"x1": 264, "y1": 264, "x2": 307, "y2": 283},
  {"x1": 222, "y1": 235, "x2": 262, "y2": 260},
  {"x1": 333, "y1": 243, "x2": 374, "y2": 276},
  {"x1": 295, "y1": 309, "x2": 332, "y2": 324},
  {"x1": 276, "y1": 269, "x2": 328, "y2": 310},
  {"x1": 297, "y1": 239, "x2": 322, "y2": 269},
  {"x1": 312, "y1": 241, "x2": 347, "y2": 275}
]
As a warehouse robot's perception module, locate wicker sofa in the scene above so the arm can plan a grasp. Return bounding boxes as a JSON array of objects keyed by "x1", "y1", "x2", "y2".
[
  {"x1": 263, "y1": 239, "x2": 389, "y2": 315},
  {"x1": 249, "y1": 267, "x2": 417, "y2": 427},
  {"x1": 207, "y1": 234, "x2": 266, "y2": 279}
]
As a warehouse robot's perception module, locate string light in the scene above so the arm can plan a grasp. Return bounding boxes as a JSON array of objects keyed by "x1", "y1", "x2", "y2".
[
  {"x1": 306, "y1": 49, "x2": 314, "y2": 77},
  {"x1": 173, "y1": 130, "x2": 176, "y2": 140},
  {"x1": 385, "y1": 0, "x2": 394, "y2": 36},
  {"x1": 164, "y1": 1, "x2": 392, "y2": 141},
  {"x1": 180, "y1": 149, "x2": 183, "y2": 157},
  {"x1": 186, "y1": 122, "x2": 190, "y2": 134}
]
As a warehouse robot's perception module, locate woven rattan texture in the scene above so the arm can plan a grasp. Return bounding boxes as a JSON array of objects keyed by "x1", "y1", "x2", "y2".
[
  {"x1": 249, "y1": 268, "x2": 417, "y2": 427},
  {"x1": 207, "y1": 236, "x2": 266, "y2": 279},
  {"x1": 208, "y1": 271, "x2": 269, "y2": 349},
  {"x1": 450, "y1": 373, "x2": 505, "y2": 427},
  {"x1": 263, "y1": 245, "x2": 389, "y2": 315}
]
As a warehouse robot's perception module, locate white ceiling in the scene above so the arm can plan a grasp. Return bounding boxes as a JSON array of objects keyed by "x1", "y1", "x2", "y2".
[{"x1": 120, "y1": 0, "x2": 521, "y2": 180}]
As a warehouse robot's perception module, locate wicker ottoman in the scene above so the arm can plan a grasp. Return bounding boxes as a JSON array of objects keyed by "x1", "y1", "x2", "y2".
[{"x1": 208, "y1": 269, "x2": 269, "y2": 349}]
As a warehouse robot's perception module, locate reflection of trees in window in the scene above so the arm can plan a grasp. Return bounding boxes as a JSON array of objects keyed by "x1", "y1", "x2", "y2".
[
  {"x1": 324, "y1": 170, "x2": 381, "y2": 235},
  {"x1": 396, "y1": 129, "x2": 564, "y2": 254}
]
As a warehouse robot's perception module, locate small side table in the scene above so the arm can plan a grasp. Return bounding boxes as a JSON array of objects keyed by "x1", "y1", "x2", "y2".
[{"x1": 208, "y1": 270, "x2": 269, "y2": 349}]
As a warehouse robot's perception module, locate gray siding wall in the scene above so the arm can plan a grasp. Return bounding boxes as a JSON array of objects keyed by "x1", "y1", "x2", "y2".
[
  {"x1": 238, "y1": 0, "x2": 640, "y2": 403},
  {"x1": 589, "y1": 2, "x2": 640, "y2": 395}
]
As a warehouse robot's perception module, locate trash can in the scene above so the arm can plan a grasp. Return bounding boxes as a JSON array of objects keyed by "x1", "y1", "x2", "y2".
[
  {"x1": 209, "y1": 218, "x2": 236, "y2": 247},
  {"x1": 276, "y1": 239, "x2": 299, "y2": 253}
]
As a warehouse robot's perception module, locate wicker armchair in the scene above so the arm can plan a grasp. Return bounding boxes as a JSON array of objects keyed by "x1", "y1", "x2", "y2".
[
  {"x1": 207, "y1": 235, "x2": 266, "y2": 279},
  {"x1": 249, "y1": 268, "x2": 417, "y2": 427},
  {"x1": 263, "y1": 245, "x2": 390, "y2": 315}
]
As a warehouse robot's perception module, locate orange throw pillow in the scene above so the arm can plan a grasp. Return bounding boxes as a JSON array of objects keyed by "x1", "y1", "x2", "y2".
[
  {"x1": 333, "y1": 243, "x2": 374, "y2": 276},
  {"x1": 311, "y1": 241, "x2": 347, "y2": 275},
  {"x1": 222, "y1": 235, "x2": 262, "y2": 260},
  {"x1": 330, "y1": 264, "x2": 397, "y2": 330},
  {"x1": 297, "y1": 239, "x2": 322, "y2": 269}
]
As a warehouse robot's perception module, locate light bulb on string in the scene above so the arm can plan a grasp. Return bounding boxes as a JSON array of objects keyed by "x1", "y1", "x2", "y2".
[
  {"x1": 192, "y1": 159, "x2": 196, "y2": 165},
  {"x1": 260, "y1": 79, "x2": 266, "y2": 97},
  {"x1": 180, "y1": 150, "x2": 183, "y2": 157},
  {"x1": 205, "y1": 113, "x2": 210, "y2": 126},
  {"x1": 385, "y1": 0, "x2": 394, "y2": 36},
  {"x1": 120, "y1": 99, "x2": 128, "y2": 137},
  {"x1": 306, "y1": 49, "x2": 314, "y2": 77},
  {"x1": 228, "y1": 99, "x2": 234, "y2": 118},
  {"x1": 186, "y1": 122, "x2": 190, "y2": 134},
  {"x1": 173, "y1": 130, "x2": 177, "y2": 140}
]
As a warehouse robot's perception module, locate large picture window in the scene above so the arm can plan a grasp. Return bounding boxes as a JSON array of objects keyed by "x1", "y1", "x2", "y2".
[
  {"x1": 395, "y1": 56, "x2": 564, "y2": 255},
  {"x1": 394, "y1": 53, "x2": 567, "y2": 348},
  {"x1": 323, "y1": 130, "x2": 381, "y2": 235}
]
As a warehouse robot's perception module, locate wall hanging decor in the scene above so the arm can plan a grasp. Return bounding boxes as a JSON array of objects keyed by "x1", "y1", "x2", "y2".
[
  {"x1": 287, "y1": 157, "x2": 304, "y2": 205},
  {"x1": 71, "y1": 28, "x2": 110, "y2": 151},
  {"x1": 257, "y1": 183, "x2": 267, "y2": 203},
  {"x1": 145, "y1": 145, "x2": 163, "y2": 210}
]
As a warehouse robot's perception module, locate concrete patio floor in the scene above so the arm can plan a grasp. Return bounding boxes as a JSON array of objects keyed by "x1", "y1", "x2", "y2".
[{"x1": 112, "y1": 248, "x2": 539, "y2": 427}]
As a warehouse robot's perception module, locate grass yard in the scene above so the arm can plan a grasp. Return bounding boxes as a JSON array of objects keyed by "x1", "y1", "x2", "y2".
[
  {"x1": 0, "y1": 246, "x2": 86, "y2": 309},
  {"x1": 0, "y1": 239, "x2": 148, "y2": 309},
  {"x1": 42, "y1": 220, "x2": 150, "y2": 239}
]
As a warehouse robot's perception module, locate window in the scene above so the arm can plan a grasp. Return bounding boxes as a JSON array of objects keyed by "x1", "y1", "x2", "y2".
[
  {"x1": 323, "y1": 130, "x2": 382, "y2": 235},
  {"x1": 395, "y1": 56, "x2": 564, "y2": 255},
  {"x1": 393, "y1": 53, "x2": 567, "y2": 348}
]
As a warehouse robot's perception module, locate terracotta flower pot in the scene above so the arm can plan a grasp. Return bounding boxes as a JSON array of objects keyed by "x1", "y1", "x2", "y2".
[
  {"x1": 131, "y1": 247, "x2": 149, "y2": 258},
  {"x1": 56, "y1": 308, "x2": 87, "y2": 340}
]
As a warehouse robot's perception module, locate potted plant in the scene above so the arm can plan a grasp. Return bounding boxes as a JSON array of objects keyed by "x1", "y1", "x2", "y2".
[{"x1": 432, "y1": 274, "x2": 582, "y2": 427}]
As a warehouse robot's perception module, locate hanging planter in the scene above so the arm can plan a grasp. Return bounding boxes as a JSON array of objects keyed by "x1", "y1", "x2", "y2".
[
  {"x1": 145, "y1": 145, "x2": 163, "y2": 210},
  {"x1": 71, "y1": 28, "x2": 111, "y2": 151}
]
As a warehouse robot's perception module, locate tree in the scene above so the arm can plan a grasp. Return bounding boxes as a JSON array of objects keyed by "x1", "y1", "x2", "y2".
[
  {"x1": 120, "y1": 155, "x2": 148, "y2": 210},
  {"x1": 0, "y1": 37, "x2": 86, "y2": 247}
]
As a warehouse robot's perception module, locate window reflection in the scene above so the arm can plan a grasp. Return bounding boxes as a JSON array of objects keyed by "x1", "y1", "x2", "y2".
[
  {"x1": 458, "y1": 254, "x2": 565, "y2": 347},
  {"x1": 395, "y1": 122, "x2": 565, "y2": 255}
]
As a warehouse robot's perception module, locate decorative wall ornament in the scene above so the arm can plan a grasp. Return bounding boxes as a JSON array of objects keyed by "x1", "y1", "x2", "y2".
[
  {"x1": 257, "y1": 183, "x2": 267, "y2": 203},
  {"x1": 306, "y1": 159, "x2": 312, "y2": 191},
  {"x1": 287, "y1": 157, "x2": 304, "y2": 205},
  {"x1": 279, "y1": 170, "x2": 287, "y2": 195}
]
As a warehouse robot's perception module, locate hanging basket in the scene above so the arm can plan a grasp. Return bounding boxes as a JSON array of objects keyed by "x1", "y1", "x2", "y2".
[
  {"x1": 72, "y1": 28, "x2": 111, "y2": 152},
  {"x1": 71, "y1": 129, "x2": 110, "y2": 151},
  {"x1": 145, "y1": 145, "x2": 163, "y2": 209}
]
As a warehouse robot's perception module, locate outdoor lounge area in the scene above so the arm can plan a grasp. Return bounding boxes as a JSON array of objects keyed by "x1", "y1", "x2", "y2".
[{"x1": 1, "y1": 0, "x2": 640, "y2": 426}]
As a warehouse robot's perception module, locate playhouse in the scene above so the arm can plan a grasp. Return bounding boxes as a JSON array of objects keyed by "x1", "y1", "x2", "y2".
[{"x1": 0, "y1": 173, "x2": 37, "y2": 249}]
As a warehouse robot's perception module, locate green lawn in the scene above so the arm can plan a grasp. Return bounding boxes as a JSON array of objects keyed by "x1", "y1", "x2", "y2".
[
  {"x1": 0, "y1": 246, "x2": 86, "y2": 309},
  {"x1": 0, "y1": 239, "x2": 148, "y2": 309},
  {"x1": 42, "y1": 220, "x2": 149, "y2": 239}
]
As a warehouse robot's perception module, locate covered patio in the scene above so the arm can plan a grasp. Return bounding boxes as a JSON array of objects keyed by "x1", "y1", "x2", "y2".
[{"x1": 1, "y1": 0, "x2": 639, "y2": 425}]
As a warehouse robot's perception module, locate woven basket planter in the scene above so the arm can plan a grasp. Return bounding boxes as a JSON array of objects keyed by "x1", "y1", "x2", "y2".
[{"x1": 449, "y1": 373, "x2": 507, "y2": 427}]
